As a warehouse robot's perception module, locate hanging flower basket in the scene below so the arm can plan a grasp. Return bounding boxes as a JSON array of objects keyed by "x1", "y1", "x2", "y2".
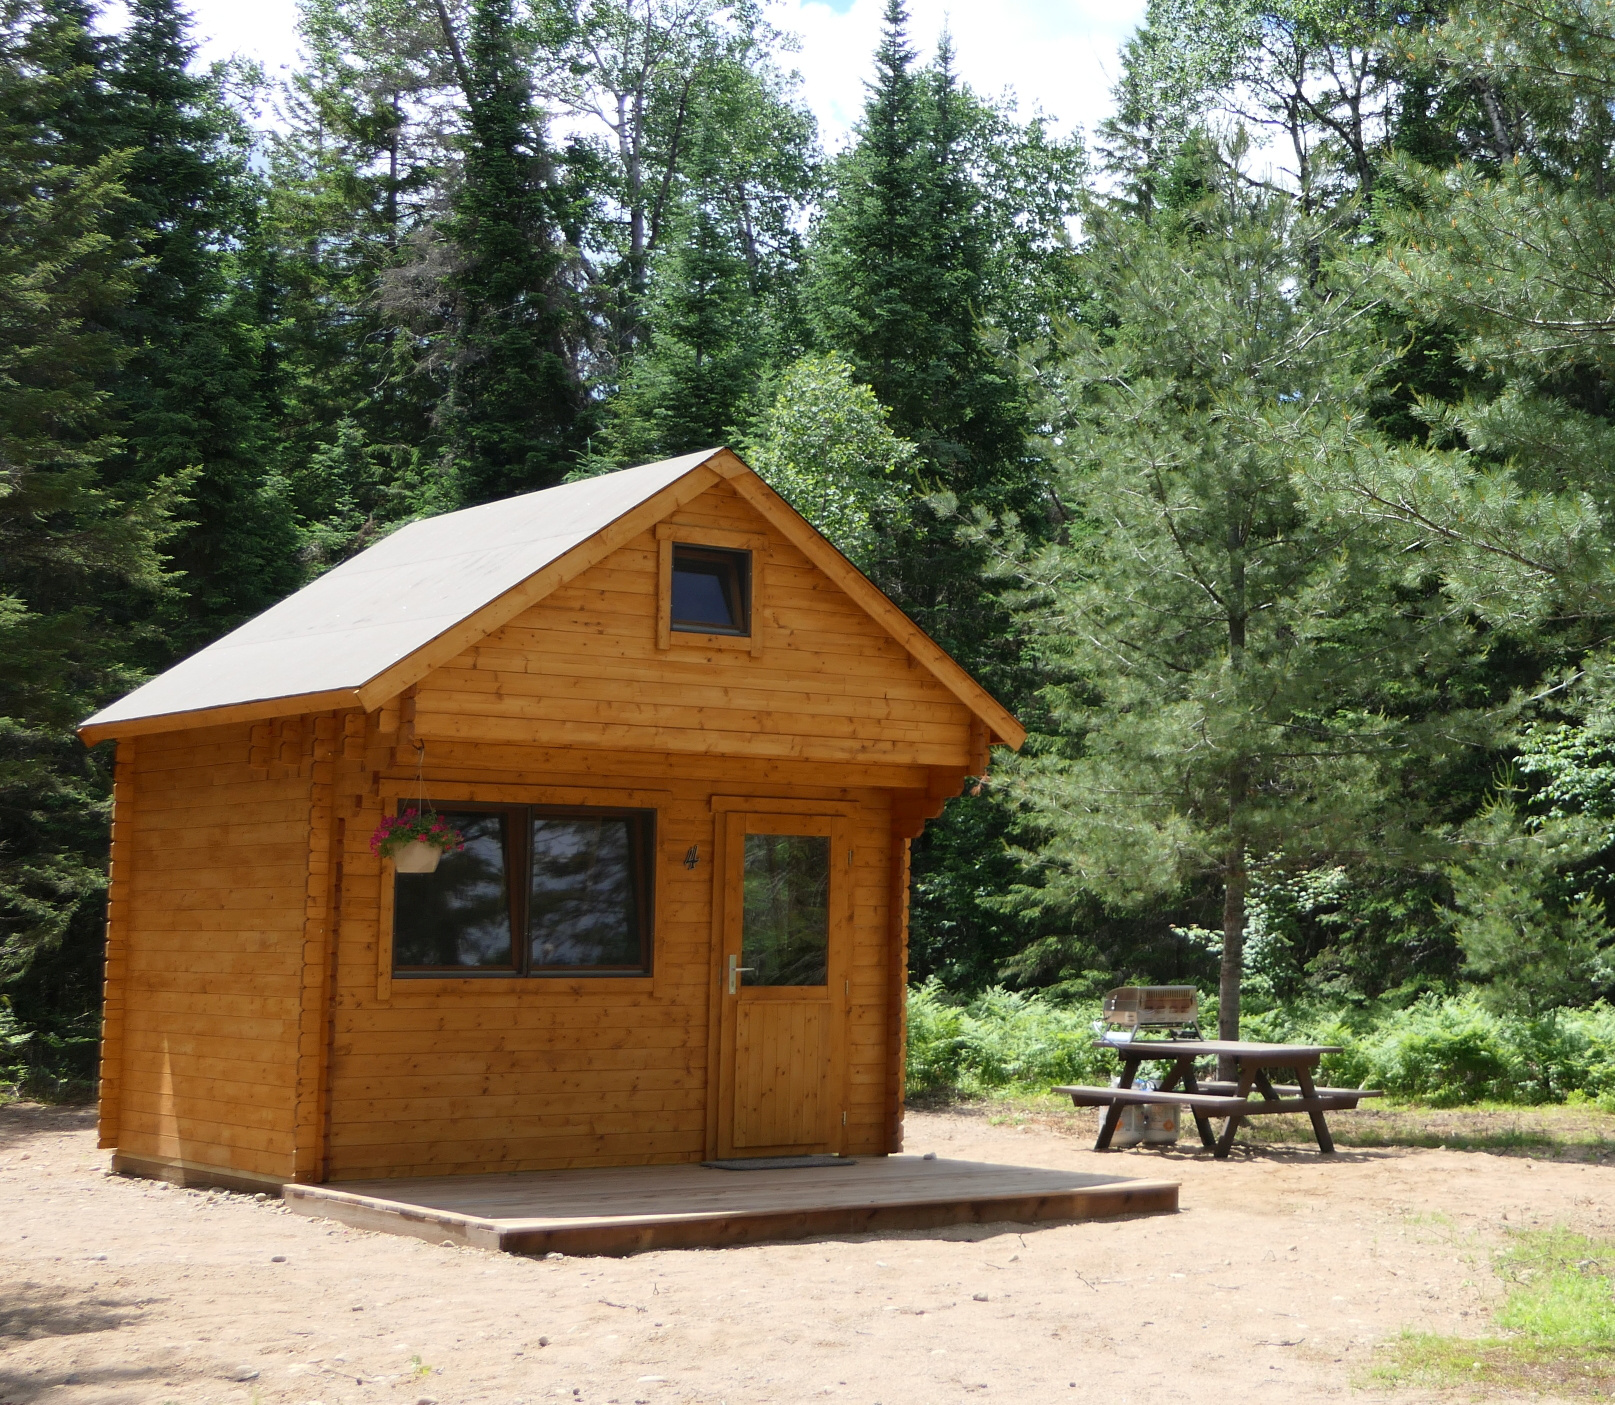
[{"x1": 372, "y1": 808, "x2": 464, "y2": 875}]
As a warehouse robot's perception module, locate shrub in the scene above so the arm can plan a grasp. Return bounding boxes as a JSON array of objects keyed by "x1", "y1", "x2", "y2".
[
  {"x1": 1356, "y1": 997, "x2": 1519, "y2": 1104},
  {"x1": 905, "y1": 979, "x2": 1108, "y2": 1097},
  {"x1": 906, "y1": 981, "x2": 1615, "y2": 1107},
  {"x1": 0, "y1": 998, "x2": 98, "y2": 1103},
  {"x1": 905, "y1": 979, "x2": 968, "y2": 1096}
]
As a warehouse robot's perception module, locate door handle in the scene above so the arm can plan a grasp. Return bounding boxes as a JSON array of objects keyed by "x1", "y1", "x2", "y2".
[{"x1": 727, "y1": 954, "x2": 755, "y2": 994}]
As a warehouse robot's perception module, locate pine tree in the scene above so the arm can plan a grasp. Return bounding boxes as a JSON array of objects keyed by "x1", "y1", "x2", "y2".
[
  {"x1": 441, "y1": 0, "x2": 586, "y2": 503},
  {"x1": 0, "y1": 0, "x2": 174, "y2": 1043},
  {"x1": 603, "y1": 203, "x2": 764, "y2": 462},
  {"x1": 1001, "y1": 168, "x2": 1434, "y2": 1045},
  {"x1": 100, "y1": 0, "x2": 299, "y2": 649}
]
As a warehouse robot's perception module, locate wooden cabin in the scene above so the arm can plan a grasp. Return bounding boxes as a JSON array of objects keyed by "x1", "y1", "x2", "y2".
[{"x1": 79, "y1": 448, "x2": 1024, "y2": 1191}]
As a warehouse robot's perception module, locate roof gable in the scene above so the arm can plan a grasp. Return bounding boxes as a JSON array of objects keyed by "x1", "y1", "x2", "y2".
[
  {"x1": 414, "y1": 481, "x2": 984, "y2": 767},
  {"x1": 79, "y1": 448, "x2": 1023, "y2": 749}
]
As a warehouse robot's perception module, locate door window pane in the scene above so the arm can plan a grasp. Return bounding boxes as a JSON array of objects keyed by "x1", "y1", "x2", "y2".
[
  {"x1": 530, "y1": 816, "x2": 644, "y2": 969},
  {"x1": 741, "y1": 834, "x2": 829, "y2": 986},
  {"x1": 393, "y1": 812, "x2": 514, "y2": 968}
]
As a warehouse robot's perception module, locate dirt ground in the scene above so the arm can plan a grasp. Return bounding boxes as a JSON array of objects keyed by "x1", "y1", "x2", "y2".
[{"x1": 3, "y1": 1101, "x2": 1610, "y2": 1405}]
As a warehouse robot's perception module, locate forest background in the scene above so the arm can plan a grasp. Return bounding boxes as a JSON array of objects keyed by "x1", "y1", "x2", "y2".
[{"x1": 7, "y1": 0, "x2": 1615, "y2": 1103}]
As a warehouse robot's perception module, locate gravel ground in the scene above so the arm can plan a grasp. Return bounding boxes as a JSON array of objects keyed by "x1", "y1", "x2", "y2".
[{"x1": 4, "y1": 1099, "x2": 1608, "y2": 1405}]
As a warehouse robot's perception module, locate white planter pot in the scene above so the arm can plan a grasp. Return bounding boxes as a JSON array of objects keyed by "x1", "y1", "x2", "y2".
[{"x1": 392, "y1": 839, "x2": 443, "y2": 874}]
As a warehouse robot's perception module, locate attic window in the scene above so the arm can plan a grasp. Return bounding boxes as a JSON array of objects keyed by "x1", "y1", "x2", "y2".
[{"x1": 671, "y1": 545, "x2": 750, "y2": 635}]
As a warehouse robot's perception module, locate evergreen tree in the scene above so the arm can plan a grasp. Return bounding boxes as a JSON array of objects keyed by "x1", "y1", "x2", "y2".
[
  {"x1": 0, "y1": 0, "x2": 174, "y2": 1038},
  {"x1": 1319, "y1": 0, "x2": 1615, "y2": 1010},
  {"x1": 808, "y1": 9, "x2": 1029, "y2": 501},
  {"x1": 803, "y1": 3, "x2": 1082, "y2": 997},
  {"x1": 602, "y1": 202, "x2": 762, "y2": 462},
  {"x1": 100, "y1": 0, "x2": 299, "y2": 648},
  {"x1": 1000, "y1": 167, "x2": 1443, "y2": 1044},
  {"x1": 259, "y1": 0, "x2": 456, "y2": 568},
  {"x1": 441, "y1": 0, "x2": 586, "y2": 502}
]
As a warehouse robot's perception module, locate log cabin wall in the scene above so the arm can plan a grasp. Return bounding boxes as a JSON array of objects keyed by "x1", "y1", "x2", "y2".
[
  {"x1": 110, "y1": 719, "x2": 315, "y2": 1186},
  {"x1": 325, "y1": 752, "x2": 899, "y2": 1179},
  {"x1": 320, "y1": 480, "x2": 977, "y2": 1179}
]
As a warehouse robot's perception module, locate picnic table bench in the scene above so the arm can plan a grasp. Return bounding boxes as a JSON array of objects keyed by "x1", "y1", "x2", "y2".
[{"x1": 1055, "y1": 1038, "x2": 1383, "y2": 1159}]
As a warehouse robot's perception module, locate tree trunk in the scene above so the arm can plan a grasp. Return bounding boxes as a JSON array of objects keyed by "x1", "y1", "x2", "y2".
[
  {"x1": 1218, "y1": 848, "x2": 1246, "y2": 1080},
  {"x1": 432, "y1": 0, "x2": 473, "y2": 102},
  {"x1": 1222, "y1": 510, "x2": 1248, "y2": 1079}
]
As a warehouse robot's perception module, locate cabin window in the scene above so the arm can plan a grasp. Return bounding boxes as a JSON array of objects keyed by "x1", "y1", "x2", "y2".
[
  {"x1": 392, "y1": 804, "x2": 654, "y2": 977},
  {"x1": 670, "y1": 544, "x2": 750, "y2": 635}
]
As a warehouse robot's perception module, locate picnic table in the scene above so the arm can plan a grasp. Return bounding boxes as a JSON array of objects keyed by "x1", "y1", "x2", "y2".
[{"x1": 1055, "y1": 1039, "x2": 1382, "y2": 1159}]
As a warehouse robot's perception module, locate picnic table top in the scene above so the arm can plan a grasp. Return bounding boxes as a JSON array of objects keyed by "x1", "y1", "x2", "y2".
[{"x1": 1092, "y1": 1039, "x2": 1343, "y2": 1059}]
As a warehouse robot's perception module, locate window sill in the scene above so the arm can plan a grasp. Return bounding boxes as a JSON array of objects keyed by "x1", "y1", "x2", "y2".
[{"x1": 668, "y1": 628, "x2": 755, "y2": 651}]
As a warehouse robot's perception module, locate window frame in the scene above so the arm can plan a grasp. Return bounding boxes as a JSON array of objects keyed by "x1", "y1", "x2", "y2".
[
  {"x1": 389, "y1": 800, "x2": 657, "y2": 980},
  {"x1": 655, "y1": 523, "x2": 768, "y2": 656},
  {"x1": 669, "y1": 544, "x2": 751, "y2": 637}
]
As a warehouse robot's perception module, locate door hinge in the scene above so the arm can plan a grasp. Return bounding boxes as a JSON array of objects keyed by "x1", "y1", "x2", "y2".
[{"x1": 842, "y1": 1110, "x2": 847, "y2": 1126}]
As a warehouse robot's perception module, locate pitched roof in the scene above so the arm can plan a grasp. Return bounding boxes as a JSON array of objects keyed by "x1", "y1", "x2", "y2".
[{"x1": 79, "y1": 448, "x2": 1025, "y2": 749}]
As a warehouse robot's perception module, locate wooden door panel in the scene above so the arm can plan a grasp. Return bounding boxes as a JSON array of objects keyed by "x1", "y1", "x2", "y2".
[{"x1": 732, "y1": 1001, "x2": 829, "y2": 1150}]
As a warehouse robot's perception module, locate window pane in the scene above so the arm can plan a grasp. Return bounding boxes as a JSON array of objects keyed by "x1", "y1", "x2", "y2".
[
  {"x1": 741, "y1": 834, "x2": 829, "y2": 986},
  {"x1": 530, "y1": 816, "x2": 643, "y2": 969},
  {"x1": 394, "y1": 812, "x2": 513, "y2": 969},
  {"x1": 671, "y1": 546, "x2": 747, "y2": 632}
]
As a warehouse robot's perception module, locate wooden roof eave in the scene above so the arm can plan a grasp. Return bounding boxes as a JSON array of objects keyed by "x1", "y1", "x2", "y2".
[{"x1": 77, "y1": 688, "x2": 366, "y2": 747}]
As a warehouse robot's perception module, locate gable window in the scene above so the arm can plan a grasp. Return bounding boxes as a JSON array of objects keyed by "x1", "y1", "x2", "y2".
[
  {"x1": 392, "y1": 804, "x2": 654, "y2": 977},
  {"x1": 670, "y1": 544, "x2": 750, "y2": 635}
]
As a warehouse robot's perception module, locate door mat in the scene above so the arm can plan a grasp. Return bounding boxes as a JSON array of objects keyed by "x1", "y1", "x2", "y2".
[{"x1": 700, "y1": 1155, "x2": 858, "y2": 1171}]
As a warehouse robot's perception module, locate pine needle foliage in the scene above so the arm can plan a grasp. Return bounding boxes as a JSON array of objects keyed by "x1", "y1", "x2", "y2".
[
  {"x1": 995, "y1": 161, "x2": 1429, "y2": 1041},
  {"x1": 0, "y1": 0, "x2": 178, "y2": 1012}
]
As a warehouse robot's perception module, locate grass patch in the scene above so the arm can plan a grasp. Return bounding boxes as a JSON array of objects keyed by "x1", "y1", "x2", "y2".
[
  {"x1": 1375, "y1": 1227, "x2": 1615, "y2": 1395},
  {"x1": 1241, "y1": 1102, "x2": 1615, "y2": 1159}
]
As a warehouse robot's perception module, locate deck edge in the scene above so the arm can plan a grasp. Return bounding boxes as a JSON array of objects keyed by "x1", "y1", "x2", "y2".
[
  {"x1": 282, "y1": 1182, "x2": 506, "y2": 1249},
  {"x1": 282, "y1": 1177, "x2": 1180, "y2": 1256}
]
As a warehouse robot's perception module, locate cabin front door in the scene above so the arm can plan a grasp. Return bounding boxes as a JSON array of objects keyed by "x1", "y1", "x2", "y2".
[{"x1": 714, "y1": 810, "x2": 849, "y2": 1158}]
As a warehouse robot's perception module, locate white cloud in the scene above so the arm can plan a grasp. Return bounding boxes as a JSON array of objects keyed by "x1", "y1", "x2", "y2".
[
  {"x1": 98, "y1": 0, "x2": 307, "y2": 76},
  {"x1": 789, "y1": 0, "x2": 1145, "y2": 151},
  {"x1": 134, "y1": 0, "x2": 1143, "y2": 148}
]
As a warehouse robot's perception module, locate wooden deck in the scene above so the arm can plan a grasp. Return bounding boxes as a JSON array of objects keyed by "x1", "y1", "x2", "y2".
[{"x1": 284, "y1": 1155, "x2": 1178, "y2": 1256}]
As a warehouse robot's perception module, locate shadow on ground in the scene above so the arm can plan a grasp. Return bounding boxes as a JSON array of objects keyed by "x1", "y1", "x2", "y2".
[
  {"x1": 0, "y1": 1103, "x2": 97, "y2": 1154},
  {"x1": 0, "y1": 1281, "x2": 165, "y2": 1405}
]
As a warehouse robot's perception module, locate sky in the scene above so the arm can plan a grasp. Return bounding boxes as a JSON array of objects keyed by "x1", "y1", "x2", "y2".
[{"x1": 126, "y1": 0, "x2": 1147, "y2": 150}]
